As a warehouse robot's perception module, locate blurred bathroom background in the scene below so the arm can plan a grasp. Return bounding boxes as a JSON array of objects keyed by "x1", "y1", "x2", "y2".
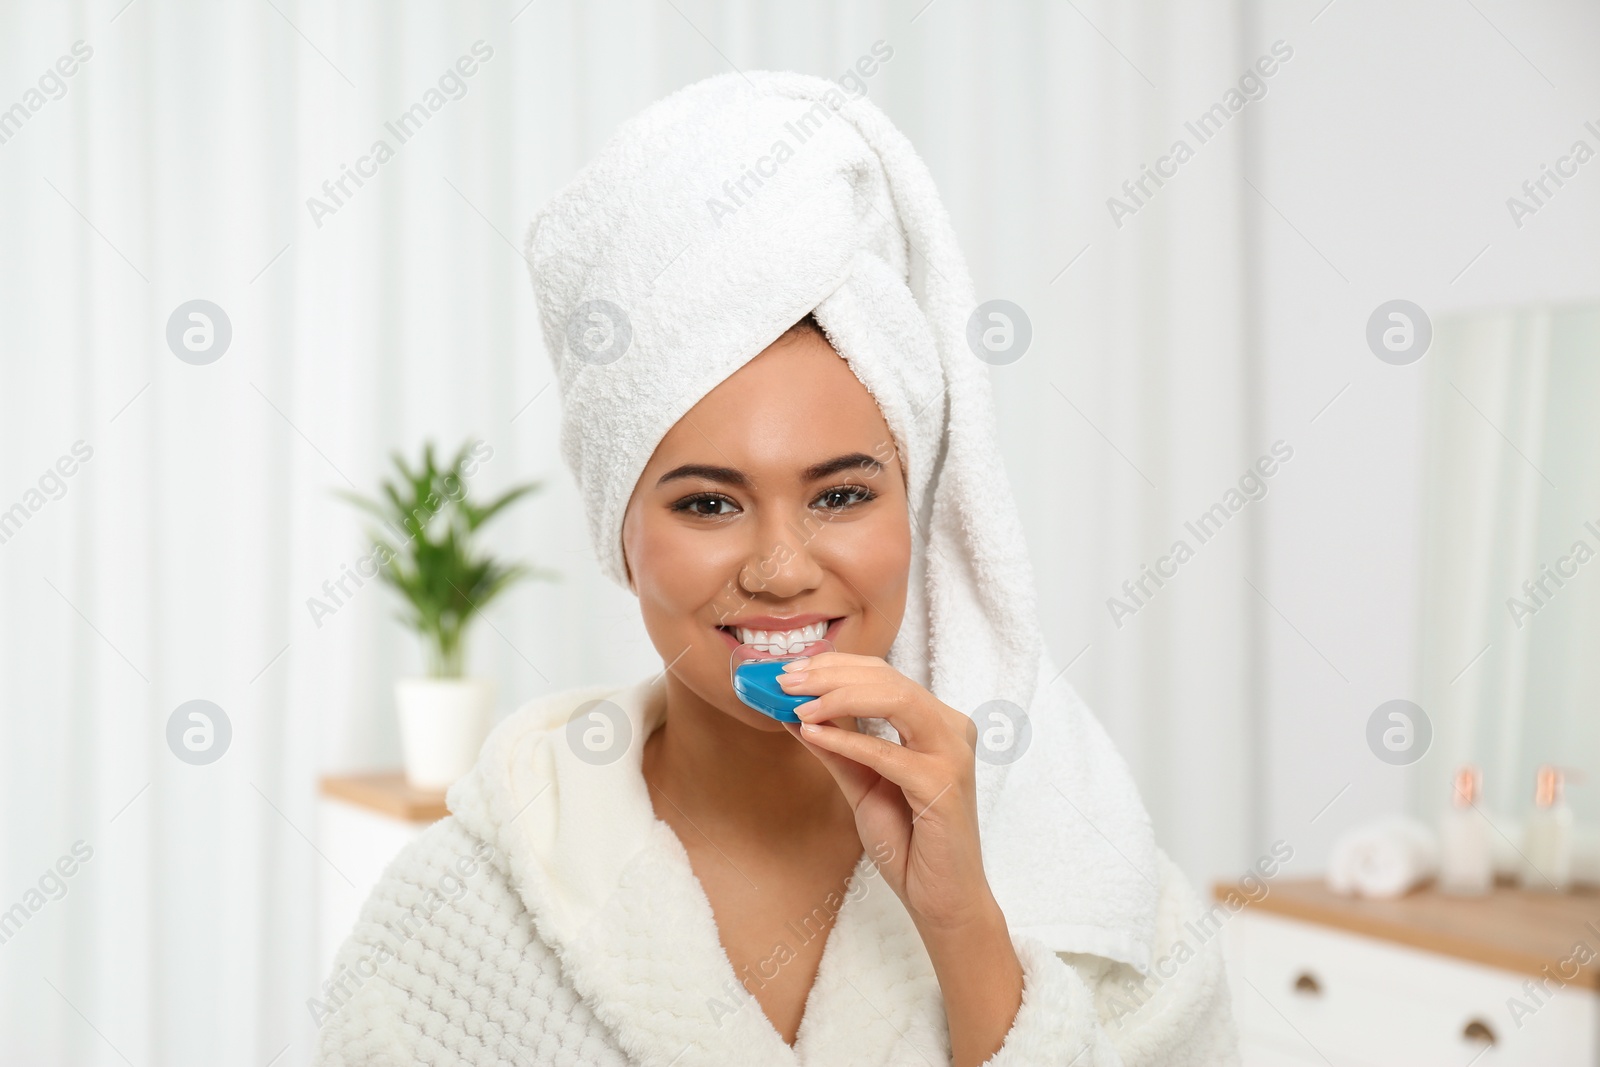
[{"x1": 3, "y1": 0, "x2": 1599, "y2": 1063}]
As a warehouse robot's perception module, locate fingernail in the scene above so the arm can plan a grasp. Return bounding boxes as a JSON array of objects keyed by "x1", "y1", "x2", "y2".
[
  {"x1": 782, "y1": 658, "x2": 810, "y2": 672},
  {"x1": 801, "y1": 722, "x2": 822, "y2": 733},
  {"x1": 778, "y1": 670, "x2": 805, "y2": 687}
]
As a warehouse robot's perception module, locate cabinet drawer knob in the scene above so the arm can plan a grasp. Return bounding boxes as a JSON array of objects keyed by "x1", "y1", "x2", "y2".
[
  {"x1": 1291, "y1": 971, "x2": 1321, "y2": 995},
  {"x1": 1463, "y1": 1018, "x2": 1496, "y2": 1046}
]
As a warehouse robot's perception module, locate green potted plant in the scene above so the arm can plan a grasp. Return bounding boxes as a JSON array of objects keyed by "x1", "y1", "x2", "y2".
[{"x1": 338, "y1": 439, "x2": 553, "y2": 788}]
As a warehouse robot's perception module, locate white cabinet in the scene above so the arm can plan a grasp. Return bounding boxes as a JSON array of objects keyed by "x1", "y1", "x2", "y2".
[{"x1": 1221, "y1": 907, "x2": 1600, "y2": 1066}]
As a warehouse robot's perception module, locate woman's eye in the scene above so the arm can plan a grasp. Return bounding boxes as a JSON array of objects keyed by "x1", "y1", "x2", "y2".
[
  {"x1": 672, "y1": 493, "x2": 738, "y2": 517},
  {"x1": 813, "y1": 485, "x2": 876, "y2": 511}
]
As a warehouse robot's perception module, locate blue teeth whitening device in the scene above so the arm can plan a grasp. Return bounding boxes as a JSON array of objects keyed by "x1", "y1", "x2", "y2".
[{"x1": 730, "y1": 639, "x2": 834, "y2": 723}]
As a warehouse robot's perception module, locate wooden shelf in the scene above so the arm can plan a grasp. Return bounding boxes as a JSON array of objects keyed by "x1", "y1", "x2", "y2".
[
  {"x1": 319, "y1": 771, "x2": 450, "y2": 824},
  {"x1": 1214, "y1": 877, "x2": 1600, "y2": 989}
]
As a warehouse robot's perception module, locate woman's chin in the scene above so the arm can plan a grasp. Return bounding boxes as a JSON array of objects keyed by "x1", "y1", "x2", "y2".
[
  {"x1": 660, "y1": 664, "x2": 791, "y2": 731},
  {"x1": 737, "y1": 709, "x2": 794, "y2": 732}
]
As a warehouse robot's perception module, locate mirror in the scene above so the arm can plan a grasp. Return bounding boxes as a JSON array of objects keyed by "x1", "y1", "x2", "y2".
[{"x1": 1418, "y1": 303, "x2": 1600, "y2": 831}]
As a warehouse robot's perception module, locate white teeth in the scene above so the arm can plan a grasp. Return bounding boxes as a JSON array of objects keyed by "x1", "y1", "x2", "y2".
[{"x1": 732, "y1": 619, "x2": 828, "y2": 654}]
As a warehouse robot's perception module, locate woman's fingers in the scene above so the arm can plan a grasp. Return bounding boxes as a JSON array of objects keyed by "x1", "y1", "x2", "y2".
[
  {"x1": 779, "y1": 656, "x2": 971, "y2": 747},
  {"x1": 776, "y1": 650, "x2": 976, "y2": 813},
  {"x1": 783, "y1": 651, "x2": 879, "y2": 671},
  {"x1": 778, "y1": 662, "x2": 893, "y2": 695},
  {"x1": 786, "y1": 717, "x2": 931, "y2": 797},
  {"x1": 789, "y1": 681, "x2": 960, "y2": 751}
]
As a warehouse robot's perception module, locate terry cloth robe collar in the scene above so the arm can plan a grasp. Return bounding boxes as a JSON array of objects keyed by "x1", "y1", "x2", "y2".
[{"x1": 445, "y1": 674, "x2": 952, "y2": 1066}]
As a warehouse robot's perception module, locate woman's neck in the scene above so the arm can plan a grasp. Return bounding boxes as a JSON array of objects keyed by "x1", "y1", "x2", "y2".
[{"x1": 642, "y1": 672, "x2": 857, "y2": 847}]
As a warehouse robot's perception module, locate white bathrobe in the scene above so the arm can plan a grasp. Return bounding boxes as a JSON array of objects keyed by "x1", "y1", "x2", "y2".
[{"x1": 313, "y1": 674, "x2": 1241, "y2": 1066}]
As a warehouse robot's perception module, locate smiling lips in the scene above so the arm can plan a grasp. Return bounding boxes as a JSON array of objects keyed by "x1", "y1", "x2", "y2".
[{"x1": 717, "y1": 616, "x2": 841, "y2": 654}]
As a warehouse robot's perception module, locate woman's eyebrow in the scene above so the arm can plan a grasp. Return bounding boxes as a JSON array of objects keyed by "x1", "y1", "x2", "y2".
[
  {"x1": 801, "y1": 452, "x2": 882, "y2": 481},
  {"x1": 656, "y1": 463, "x2": 748, "y2": 488}
]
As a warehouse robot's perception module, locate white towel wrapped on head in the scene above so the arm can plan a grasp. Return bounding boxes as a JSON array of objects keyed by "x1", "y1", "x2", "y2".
[{"x1": 1327, "y1": 816, "x2": 1440, "y2": 898}]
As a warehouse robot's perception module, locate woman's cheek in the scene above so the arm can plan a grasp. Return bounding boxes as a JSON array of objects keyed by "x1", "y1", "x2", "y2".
[
  {"x1": 830, "y1": 518, "x2": 910, "y2": 638},
  {"x1": 649, "y1": 525, "x2": 742, "y2": 612},
  {"x1": 845, "y1": 514, "x2": 910, "y2": 585}
]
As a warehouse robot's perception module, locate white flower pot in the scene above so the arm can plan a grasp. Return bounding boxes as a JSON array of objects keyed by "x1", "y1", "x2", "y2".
[{"x1": 394, "y1": 677, "x2": 496, "y2": 790}]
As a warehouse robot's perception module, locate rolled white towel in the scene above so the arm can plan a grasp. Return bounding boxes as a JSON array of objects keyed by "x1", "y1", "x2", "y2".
[{"x1": 1327, "y1": 816, "x2": 1440, "y2": 898}]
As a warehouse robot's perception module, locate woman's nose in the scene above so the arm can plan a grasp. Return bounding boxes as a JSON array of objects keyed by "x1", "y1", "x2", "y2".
[{"x1": 737, "y1": 509, "x2": 826, "y2": 598}]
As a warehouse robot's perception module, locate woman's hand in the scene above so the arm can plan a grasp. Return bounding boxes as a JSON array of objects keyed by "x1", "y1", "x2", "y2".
[
  {"x1": 776, "y1": 651, "x2": 993, "y2": 931},
  {"x1": 778, "y1": 651, "x2": 1025, "y2": 1066}
]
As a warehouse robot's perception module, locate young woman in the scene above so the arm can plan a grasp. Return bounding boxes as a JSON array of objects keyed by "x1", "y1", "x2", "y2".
[{"x1": 315, "y1": 72, "x2": 1240, "y2": 1067}]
